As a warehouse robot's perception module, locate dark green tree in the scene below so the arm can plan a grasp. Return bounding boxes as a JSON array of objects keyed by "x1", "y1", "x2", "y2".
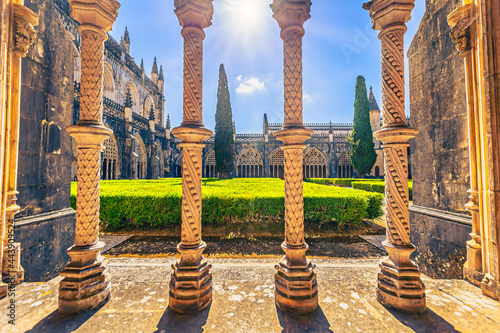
[
  {"x1": 214, "y1": 64, "x2": 235, "y2": 178},
  {"x1": 347, "y1": 76, "x2": 377, "y2": 177}
]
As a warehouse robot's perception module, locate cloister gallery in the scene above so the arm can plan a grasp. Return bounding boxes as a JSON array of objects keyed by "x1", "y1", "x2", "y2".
[{"x1": 0, "y1": 0, "x2": 499, "y2": 328}]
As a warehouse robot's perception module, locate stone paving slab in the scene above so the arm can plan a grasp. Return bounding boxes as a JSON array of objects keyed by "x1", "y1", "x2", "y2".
[
  {"x1": 359, "y1": 235, "x2": 387, "y2": 251},
  {"x1": 1, "y1": 258, "x2": 500, "y2": 332},
  {"x1": 100, "y1": 234, "x2": 133, "y2": 253}
]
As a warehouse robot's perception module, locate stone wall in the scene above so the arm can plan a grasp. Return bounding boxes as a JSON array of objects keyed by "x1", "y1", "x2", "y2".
[
  {"x1": 408, "y1": 0, "x2": 471, "y2": 279},
  {"x1": 15, "y1": 0, "x2": 76, "y2": 281}
]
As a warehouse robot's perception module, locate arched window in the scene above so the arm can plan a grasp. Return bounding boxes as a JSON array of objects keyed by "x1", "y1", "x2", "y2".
[
  {"x1": 103, "y1": 62, "x2": 115, "y2": 101},
  {"x1": 236, "y1": 148, "x2": 263, "y2": 178},
  {"x1": 337, "y1": 151, "x2": 354, "y2": 178},
  {"x1": 144, "y1": 95, "x2": 155, "y2": 120},
  {"x1": 304, "y1": 148, "x2": 327, "y2": 178},
  {"x1": 133, "y1": 134, "x2": 147, "y2": 179},
  {"x1": 204, "y1": 150, "x2": 218, "y2": 178},
  {"x1": 102, "y1": 133, "x2": 119, "y2": 180},
  {"x1": 126, "y1": 82, "x2": 140, "y2": 115},
  {"x1": 270, "y1": 148, "x2": 284, "y2": 179},
  {"x1": 175, "y1": 153, "x2": 183, "y2": 178}
]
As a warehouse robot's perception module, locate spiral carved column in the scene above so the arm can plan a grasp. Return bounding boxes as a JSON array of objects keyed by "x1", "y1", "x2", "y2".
[
  {"x1": 169, "y1": 0, "x2": 213, "y2": 314},
  {"x1": 271, "y1": 0, "x2": 317, "y2": 314},
  {"x1": 364, "y1": 0, "x2": 426, "y2": 314},
  {"x1": 58, "y1": 0, "x2": 120, "y2": 315}
]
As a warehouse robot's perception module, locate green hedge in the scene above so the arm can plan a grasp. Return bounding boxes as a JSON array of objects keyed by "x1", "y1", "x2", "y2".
[
  {"x1": 70, "y1": 178, "x2": 383, "y2": 230},
  {"x1": 305, "y1": 178, "x2": 377, "y2": 187},
  {"x1": 351, "y1": 180, "x2": 413, "y2": 200}
]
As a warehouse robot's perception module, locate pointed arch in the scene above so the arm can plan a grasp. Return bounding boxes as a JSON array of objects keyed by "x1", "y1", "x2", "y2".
[
  {"x1": 236, "y1": 147, "x2": 263, "y2": 178},
  {"x1": 103, "y1": 62, "x2": 115, "y2": 101},
  {"x1": 126, "y1": 81, "x2": 140, "y2": 115},
  {"x1": 269, "y1": 148, "x2": 284, "y2": 179},
  {"x1": 144, "y1": 95, "x2": 155, "y2": 119},
  {"x1": 204, "y1": 150, "x2": 218, "y2": 178},
  {"x1": 133, "y1": 133, "x2": 147, "y2": 179},
  {"x1": 303, "y1": 147, "x2": 327, "y2": 178},
  {"x1": 337, "y1": 150, "x2": 353, "y2": 178},
  {"x1": 102, "y1": 129, "x2": 120, "y2": 180},
  {"x1": 175, "y1": 152, "x2": 183, "y2": 177}
]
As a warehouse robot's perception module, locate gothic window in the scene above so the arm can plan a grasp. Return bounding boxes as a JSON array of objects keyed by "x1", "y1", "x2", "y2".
[
  {"x1": 270, "y1": 148, "x2": 284, "y2": 179},
  {"x1": 176, "y1": 153, "x2": 183, "y2": 177},
  {"x1": 102, "y1": 134, "x2": 119, "y2": 180},
  {"x1": 337, "y1": 151, "x2": 354, "y2": 179},
  {"x1": 303, "y1": 148, "x2": 327, "y2": 178},
  {"x1": 204, "y1": 150, "x2": 218, "y2": 178},
  {"x1": 103, "y1": 63, "x2": 115, "y2": 101},
  {"x1": 133, "y1": 134, "x2": 147, "y2": 179},
  {"x1": 126, "y1": 82, "x2": 140, "y2": 115},
  {"x1": 236, "y1": 147, "x2": 263, "y2": 178}
]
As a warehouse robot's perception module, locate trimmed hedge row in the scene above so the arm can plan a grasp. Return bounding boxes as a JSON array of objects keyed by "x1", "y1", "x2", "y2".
[
  {"x1": 70, "y1": 178, "x2": 383, "y2": 229},
  {"x1": 351, "y1": 180, "x2": 413, "y2": 200},
  {"x1": 305, "y1": 178, "x2": 378, "y2": 187}
]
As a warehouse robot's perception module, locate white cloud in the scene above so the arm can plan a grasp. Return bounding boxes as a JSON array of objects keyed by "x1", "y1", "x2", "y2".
[
  {"x1": 236, "y1": 75, "x2": 242, "y2": 81},
  {"x1": 236, "y1": 77, "x2": 265, "y2": 95},
  {"x1": 304, "y1": 93, "x2": 313, "y2": 103}
]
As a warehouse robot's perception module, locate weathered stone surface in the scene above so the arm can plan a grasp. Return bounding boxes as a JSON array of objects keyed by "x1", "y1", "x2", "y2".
[
  {"x1": 408, "y1": 0, "x2": 470, "y2": 278},
  {"x1": 2, "y1": 258, "x2": 500, "y2": 332}
]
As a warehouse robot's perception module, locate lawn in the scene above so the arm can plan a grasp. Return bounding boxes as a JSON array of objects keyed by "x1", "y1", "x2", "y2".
[{"x1": 70, "y1": 178, "x2": 383, "y2": 230}]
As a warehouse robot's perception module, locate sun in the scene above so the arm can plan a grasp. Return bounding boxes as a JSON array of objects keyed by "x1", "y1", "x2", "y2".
[{"x1": 223, "y1": 0, "x2": 269, "y2": 32}]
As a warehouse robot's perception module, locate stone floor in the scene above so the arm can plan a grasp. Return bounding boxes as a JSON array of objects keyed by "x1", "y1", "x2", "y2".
[{"x1": 2, "y1": 258, "x2": 500, "y2": 332}]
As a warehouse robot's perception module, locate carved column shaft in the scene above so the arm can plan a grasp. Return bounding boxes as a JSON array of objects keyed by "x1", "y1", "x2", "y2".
[
  {"x1": 181, "y1": 28, "x2": 204, "y2": 127},
  {"x1": 283, "y1": 146, "x2": 305, "y2": 246},
  {"x1": 364, "y1": 0, "x2": 426, "y2": 314},
  {"x1": 282, "y1": 28, "x2": 304, "y2": 129},
  {"x1": 180, "y1": 143, "x2": 202, "y2": 246}
]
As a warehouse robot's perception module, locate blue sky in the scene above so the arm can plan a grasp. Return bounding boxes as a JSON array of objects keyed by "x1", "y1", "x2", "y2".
[{"x1": 109, "y1": 0, "x2": 425, "y2": 133}]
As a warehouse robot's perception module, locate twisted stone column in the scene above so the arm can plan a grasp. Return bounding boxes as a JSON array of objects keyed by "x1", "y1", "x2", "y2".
[
  {"x1": 448, "y1": 3, "x2": 483, "y2": 284},
  {"x1": 58, "y1": 0, "x2": 120, "y2": 315},
  {"x1": 271, "y1": 0, "x2": 317, "y2": 314},
  {"x1": 169, "y1": 0, "x2": 213, "y2": 314},
  {"x1": 0, "y1": 1, "x2": 38, "y2": 298},
  {"x1": 363, "y1": 0, "x2": 426, "y2": 314}
]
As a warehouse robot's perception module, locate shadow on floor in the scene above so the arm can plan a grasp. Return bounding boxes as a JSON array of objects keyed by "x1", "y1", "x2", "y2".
[
  {"x1": 25, "y1": 307, "x2": 101, "y2": 333},
  {"x1": 276, "y1": 305, "x2": 333, "y2": 333},
  {"x1": 389, "y1": 308, "x2": 460, "y2": 333},
  {"x1": 155, "y1": 304, "x2": 211, "y2": 333}
]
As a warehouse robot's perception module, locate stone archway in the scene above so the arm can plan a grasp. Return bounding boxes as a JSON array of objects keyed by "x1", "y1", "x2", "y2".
[
  {"x1": 175, "y1": 152, "x2": 183, "y2": 177},
  {"x1": 133, "y1": 134, "x2": 147, "y2": 179},
  {"x1": 236, "y1": 147, "x2": 263, "y2": 178},
  {"x1": 205, "y1": 150, "x2": 217, "y2": 178},
  {"x1": 337, "y1": 151, "x2": 353, "y2": 178},
  {"x1": 270, "y1": 148, "x2": 284, "y2": 179},
  {"x1": 102, "y1": 131, "x2": 119, "y2": 180},
  {"x1": 304, "y1": 147, "x2": 327, "y2": 178}
]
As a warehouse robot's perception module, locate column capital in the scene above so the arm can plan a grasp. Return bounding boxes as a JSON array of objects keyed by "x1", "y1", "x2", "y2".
[
  {"x1": 271, "y1": 0, "x2": 311, "y2": 32},
  {"x1": 68, "y1": 0, "x2": 120, "y2": 34},
  {"x1": 362, "y1": 0, "x2": 414, "y2": 32},
  {"x1": 448, "y1": 3, "x2": 475, "y2": 56},
  {"x1": 12, "y1": 3, "x2": 39, "y2": 57},
  {"x1": 174, "y1": 0, "x2": 214, "y2": 30}
]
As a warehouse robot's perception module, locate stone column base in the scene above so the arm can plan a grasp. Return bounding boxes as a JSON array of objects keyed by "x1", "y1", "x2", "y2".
[
  {"x1": 169, "y1": 241, "x2": 212, "y2": 314},
  {"x1": 275, "y1": 242, "x2": 318, "y2": 314},
  {"x1": 376, "y1": 242, "x2": 426, "y2": 314},
  {"x1": 464, "y1": 264, "x2": 484, "y2": 287},
  {"x1": 0, "y1": 283, "x2": 6, "y2": 299},
  {"x1": 2, "y1": 243, "x2": 24, "y2": 284},
  {"x1": 58, "y1": 241, "x2": 111, "y2": 315}
]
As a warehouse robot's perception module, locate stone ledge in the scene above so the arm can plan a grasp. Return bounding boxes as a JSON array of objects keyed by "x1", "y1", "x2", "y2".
[{"x1": 410, "y1": 204, "x2": 472, "y2": 226}]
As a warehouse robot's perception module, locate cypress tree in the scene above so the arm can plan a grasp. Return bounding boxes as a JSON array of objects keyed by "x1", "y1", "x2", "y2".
[
  {"x1": 347, "y1": 76, "x2": 377, "y2": 177},
  {"x1": 214, "y1": 64, "x2": 235, "y2": 178}
]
